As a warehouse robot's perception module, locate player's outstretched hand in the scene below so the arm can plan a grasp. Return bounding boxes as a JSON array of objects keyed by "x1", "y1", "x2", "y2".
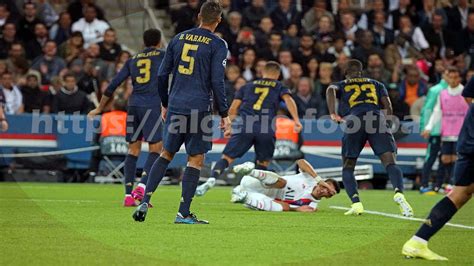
[
  {"x1": 296, "y1": 206, "x2": 316, "y2": 212},
  {"x1": 87, "y1": 108, "x2": 102, "y2": 119},
  {"x1": 0, "y1": 120, "x2": 8, "y2": 132},
  {"x1": 330, "y1": 114, "x2": 345, "y2": 123},
  {"x1": 161, "y1": 106, "x2": 167, "y2": 120},
  {"x1": 421, "y1": 130, "x2": 430, "y2": 139},
  {"x1": 294, "y1": 120, "x2": 303, "y2": 133},
  {"x1": 221, "y1": 116, "x2": 231, "y2": 138}
]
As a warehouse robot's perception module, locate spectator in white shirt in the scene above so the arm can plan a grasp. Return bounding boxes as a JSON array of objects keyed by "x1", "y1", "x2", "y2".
[
  {"x1": 396, "y1": 15, "x2": 429, "y2": 51},
  {"x1": 71, "y1": 5, "x2": 109, "y2": 47},
  {"x1": 0, "y1": 72, "x2": 23, "y2": 114}
]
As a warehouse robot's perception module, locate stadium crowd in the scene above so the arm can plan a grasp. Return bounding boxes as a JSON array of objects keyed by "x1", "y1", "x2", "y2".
[{"x1": 0, "y1": 0, "x2": 473, "y2": 121}]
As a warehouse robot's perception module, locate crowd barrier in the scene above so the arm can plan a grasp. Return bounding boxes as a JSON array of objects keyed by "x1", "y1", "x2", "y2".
[{"x1": 0, "y1": 114, "x2": 427, "y2": 176}]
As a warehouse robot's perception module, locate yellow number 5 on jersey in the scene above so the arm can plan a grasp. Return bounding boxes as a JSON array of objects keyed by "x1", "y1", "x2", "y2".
[
  {"x1": 253, "y1": 87, "x2": 269, "y2": 110},
  {"x1": 178, "y1": 43, "x2": 199, "y2": 75},
  {"x1": 136, "y1": 59, "x2": 151, "y2": 84}
]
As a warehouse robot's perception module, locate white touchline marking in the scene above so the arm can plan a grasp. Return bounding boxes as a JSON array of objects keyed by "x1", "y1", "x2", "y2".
[{"x1": 330, "y1": 206, "x2": 474, "y2": 230}]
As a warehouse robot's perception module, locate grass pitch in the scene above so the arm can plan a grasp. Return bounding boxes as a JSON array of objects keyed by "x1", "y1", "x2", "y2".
[{"x1": 1, "y1": 182, "x2": 473, "y2": 265}]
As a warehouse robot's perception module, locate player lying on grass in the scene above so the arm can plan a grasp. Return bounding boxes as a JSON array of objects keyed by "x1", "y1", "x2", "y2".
[
  {"x1": 195, "y1": 61, "x2": 302, "y2": 197},
  {"x1": 230, "y1": 159, "x2": 339, "y2": 212},
  {"x1": 401, "y1": 75, "x2": 474, "y2": 261},
  {"x1": 326, "y1": 59, "x2": 414, "y2": 217}
]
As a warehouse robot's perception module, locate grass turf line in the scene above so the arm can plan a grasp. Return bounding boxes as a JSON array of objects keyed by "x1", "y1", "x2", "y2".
[{"x1": 1, "y1": 182, "x2": 473, "y2": 265}]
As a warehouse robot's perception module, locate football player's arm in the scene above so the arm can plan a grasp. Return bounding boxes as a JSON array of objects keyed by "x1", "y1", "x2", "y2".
[
  {"x1": 228, "y1": 99, "x2": 242, "y2": 122},
  {"x1": 297, "y1": 159, "x2": 336, "y2": 195},
  {"x1": 380, "y1": 96, "x2": 393, "y2": 117},
  {"x1": 211, "y1": 41, "x2": 229, "y2": 118},
  {"x1": 158, "y1": 44, "x2": 174, "y2": 109},
  {"x1": 326, "y1": 84, "x2": 343, "y2": 122},
  {"x1": 0, "y1": 105, "x2": 8, "y2": 131},
  {"x1": 282, "y1": 94, "x2": 302, "y2": 132},
  {"x1": 88, "y1": 61, "x2": 130, "y2": 118}
]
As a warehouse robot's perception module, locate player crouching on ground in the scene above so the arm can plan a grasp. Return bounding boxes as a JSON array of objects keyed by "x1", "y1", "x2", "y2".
[{"x1": 231, "y1": 159, "x2": 339, "y2": 212}]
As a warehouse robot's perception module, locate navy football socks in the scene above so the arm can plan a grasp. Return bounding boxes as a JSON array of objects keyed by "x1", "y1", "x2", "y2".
[
  {"x1": 178, "y1": 167, "x2": 201, "y2": 217},
  {"x1": 211, "y1": 159, "x2": 229, "y2": 178},
  {"x1": 139, "y1": 152, "x2": 160, "y2": 185},
  {"x1": 342, "y1": 167, "x2": 360, "y2": 203},
  {"x1": 143, "y1": 157, "x2": 170, "y2": 204},
  {"x1": 386, "y1": 164, "x2": 404, "y2": 193},
  {"x1": 124, "y1": 154, "x2": 138, "y2": 195},
  {"x1": 415, "y1": 197, "x2": 458, "y2": 241}
]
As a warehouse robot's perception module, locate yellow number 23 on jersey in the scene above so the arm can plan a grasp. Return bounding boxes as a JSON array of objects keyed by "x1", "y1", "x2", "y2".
[
  {"x1": 178, "y1": 43, "x2": 199, "y2": 75},
  {"x1": 344, "y1": 83, "x2": 378, "y2": 108}
]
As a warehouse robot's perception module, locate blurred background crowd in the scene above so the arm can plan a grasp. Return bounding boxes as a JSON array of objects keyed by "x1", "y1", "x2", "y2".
[{"x1": 0, "y1": 0, "x2": 474, "y2": 121}]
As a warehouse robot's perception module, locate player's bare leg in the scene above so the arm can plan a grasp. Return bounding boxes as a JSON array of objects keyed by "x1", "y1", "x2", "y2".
[
  {"x1": 175, "y1": 154, "x2": 209, "y2": 224},
  {"x1": 132, "y1": 149, "x2": 175, "y2": 222},
  {"x1": 132, "y1": 141, "x2": 163, "y2": 202},
  {"x1": 196, "y1": 155, "x2": 234, "y2": 196},
  {"x1": 233, "y1": 161, "x2": 282, "y2": 187},
  {"x1": 402, "y1": 183, "x2": 474, "y2": 260},
  {"x1": 380, "y1": 152, "x2": 413, "y2": 217},
  {"x1": 342, "y1": 157, "x2": 364, "y2": 215},
  {"x1": 124, "y1": 141, "x2": 141, "y2": 207}
]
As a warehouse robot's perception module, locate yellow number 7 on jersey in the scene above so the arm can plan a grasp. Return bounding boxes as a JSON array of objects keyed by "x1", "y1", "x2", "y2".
[
  {"x1": 178, "y1": 43, "x2": 199, "y2": 75},
  {"x1": 253, "y1": 87, "x2": 269, "y2": 110}
]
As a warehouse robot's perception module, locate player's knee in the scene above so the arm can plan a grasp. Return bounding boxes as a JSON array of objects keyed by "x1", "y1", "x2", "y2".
[
  {"x1": 448, "y1": 187, "x2": 472, "y2": 209},
  {"x1": 148, "y1": 141, "x2": 163, "y2": 153},
  {"x1": 222, "y1": 155, "x2": 234, "y2": 165},
  {"x1": 188, "y1": 154, "x2": 204, "y2": 169},
  {"x1": 128, "y1": 141, "x2": 141, "y2": 157},
  {"x1": 379, "y1": 152, "x2": 395, "y2": 167},
  {"x1": 343, "y1": 159, "x2": 356, "y2": 169},
  {"x1": 441, "y1": 155, "x2": 450, "y2": 164},
  {"x1": 160, "y1": 150, "x2": 175, "y2": 161}
]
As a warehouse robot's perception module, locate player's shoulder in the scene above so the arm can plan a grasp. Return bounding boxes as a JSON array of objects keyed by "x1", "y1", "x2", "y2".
[{"x1": 211, "y1": 33, "x2": 228, "y2": 50}]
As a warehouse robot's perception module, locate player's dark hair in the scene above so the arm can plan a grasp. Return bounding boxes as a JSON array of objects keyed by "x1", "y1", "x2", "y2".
[
  {"x1": 447, "y1": 66, "x2": 460, "y2": 75},
  {"x1": 325, "y1": 178, "x2": 340, "y2": 194},
  {"x1": 345, "y1": 59, "x2": 363, "y2": 78},
  {"x1": 264, "y1": 61, "x2": 281, "y2": 73},
  {"x1": 63, "y1": 73, "x2": 76, "y2": 81},
  {"x1": 143, "y1": 29, "x2": 162, "y2": 47},
  {"x1": 200, "y1": 1, "x2": 223, "y2": 25}
]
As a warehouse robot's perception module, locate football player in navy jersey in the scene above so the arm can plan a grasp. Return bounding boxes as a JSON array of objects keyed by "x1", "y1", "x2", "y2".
[
  {"x1": 195, "y1": 61, "x2": 303, "y2": 196},
  {"x1": 132, "y1": 1, "x2": 230, "y2": 224},
  {"x1": 402, "y1": 77, "x2": 474, "y2": 261},
  {"x1": 88, "y1": 29, "x2": 165, "y2": 207},
  {"x1": 326, "y1": 59, "x2": 413, "y2": 217}
]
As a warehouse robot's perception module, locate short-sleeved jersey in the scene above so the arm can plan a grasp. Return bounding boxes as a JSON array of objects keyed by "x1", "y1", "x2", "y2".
[
  {"x1": 274, "y1": 173, "x2": 320, "y2": 209},
  {"x1": 457, "y1": 77, "x2": 474, "y2": 154},
  {"x1": 332, "y1": 77, "x2": 388, "y2": 117},
  {"x1": 104, "y1": 47, "x2": 165, "y2": 107},
  {"x1": 235, "y1": 79, "x2": 290, "y2": 128},
  {"x1": 158, "y1": 28, "x2": 229, "y2": 116}
]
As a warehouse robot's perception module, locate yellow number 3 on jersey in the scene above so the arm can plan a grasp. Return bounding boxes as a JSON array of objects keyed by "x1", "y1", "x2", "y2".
[
  {"x1": 136, "y1": 59, "x2": 151, "y2": 84},
  {"x1": 344, "y1": 83, "x2": 378, "y2": 108},
  {"x1": 178, "y1": 43, "x2": 199, "y2": 75}
]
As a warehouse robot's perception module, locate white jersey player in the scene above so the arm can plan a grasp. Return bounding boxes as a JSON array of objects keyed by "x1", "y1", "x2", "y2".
[{"x1": 231, "y1": 159, "x2": 340, "y2": 212}]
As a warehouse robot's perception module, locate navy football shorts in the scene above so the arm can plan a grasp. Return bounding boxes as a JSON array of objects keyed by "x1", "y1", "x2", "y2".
[
  {"x1": 223, "y1": 131, "x2": 275, "y2": 162},
  {"x1": 441, "y1": 141, "x2": 457, "y2": 155},
  {"x1": 163, "y1": 111, "x2": 213, "y2": 156},
  {"x1": 341, "y1": 113, "x2": 396, "y2": 158},
  {"x1": 126, "y1": 106, "x2": 163, "y2": 143},
  {"x1": 453, "y1": 153, "x2": 474, "y2": 186}
]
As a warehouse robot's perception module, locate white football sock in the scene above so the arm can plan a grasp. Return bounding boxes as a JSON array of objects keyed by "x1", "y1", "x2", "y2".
[
  {"x1": 138, "y1": 183, "x2": 146, "y2": 189},
  {"x1": 249, "y1": 169, "x2": 279, "y2": 186},
  {"x1": 411, "y1": 235, "x2": 427, "y2": 244},
  {"x1": 244, "y1": 192, "x2": 283, "y2": 212}
]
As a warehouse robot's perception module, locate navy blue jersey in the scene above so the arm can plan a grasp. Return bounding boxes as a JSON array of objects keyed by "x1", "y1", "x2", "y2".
[
  {"x1": 157, "y1": 28, "x2": 229, "y2": 116},
  {"x1": 104, "y1": 47, "x2": 165, "y2": 107},
  {"x1": 235, "y1": 79, "x2": 290, "y2": 121},
  {"x1": 457, "y1": 77, "x2": 474, "y2": 154},
  {"x1": 333, "y1": 77, "x2": 388, "y2": 117}
]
